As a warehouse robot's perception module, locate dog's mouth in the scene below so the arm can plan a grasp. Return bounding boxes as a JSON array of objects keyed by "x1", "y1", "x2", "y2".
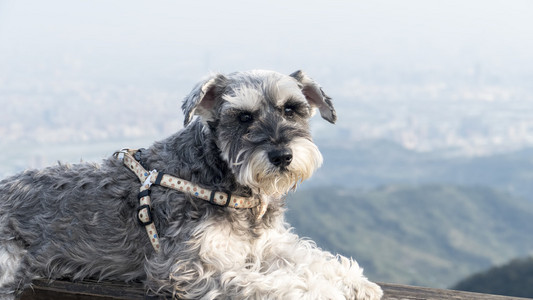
[
  {"x1": 278, "y1": 166, "x2": 289, "y2": 173},
  {"x1": 255, "y1": 170, "x2": 300, "y2": 196}
]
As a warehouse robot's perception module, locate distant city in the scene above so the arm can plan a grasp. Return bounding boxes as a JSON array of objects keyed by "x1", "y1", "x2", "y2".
[{"x1": 324, "y1": 66, "x2": 533, "y2": 156}]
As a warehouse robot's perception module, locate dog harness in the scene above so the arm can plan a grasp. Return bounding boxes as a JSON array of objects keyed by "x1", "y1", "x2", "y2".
[{"x1": 114, "y1": 149, "x2": 262, "y2": 251}]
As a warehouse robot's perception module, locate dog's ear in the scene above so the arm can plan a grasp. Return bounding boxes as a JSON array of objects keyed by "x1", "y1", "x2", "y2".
[
  {"x1": 182, "y1": 73, "x2": 227, "y2": 126},
  {"x1": 289, "y1": 70, "x2": 336, "y2": 124}
]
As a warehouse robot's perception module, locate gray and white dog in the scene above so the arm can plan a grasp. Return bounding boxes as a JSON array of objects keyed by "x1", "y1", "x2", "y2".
[{"x1": 0, "y1": 70, "x2": 382, "y2": 299}]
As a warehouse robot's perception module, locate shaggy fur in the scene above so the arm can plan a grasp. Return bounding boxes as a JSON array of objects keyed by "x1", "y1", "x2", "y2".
[{"x1": 0, "y1": 70, "x2": 382, "y2": 299}]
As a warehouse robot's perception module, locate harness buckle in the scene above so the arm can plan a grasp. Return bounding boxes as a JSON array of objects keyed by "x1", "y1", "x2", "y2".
[
  {"x1": 137, "y1": 204, "x2": 153, "y2": 226},
  {"x1": 209, "y1": 191, "x2": 232, "y2": 207}
]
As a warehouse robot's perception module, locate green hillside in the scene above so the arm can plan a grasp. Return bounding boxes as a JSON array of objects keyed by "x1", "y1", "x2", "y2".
[
  {"x1": 286, "y1": 185, "x2": 533, "y2": 288},
  {"x1": 452, "y1": 256, "x2": 533, "y2": 298},
  {"x1": 309, "y1": 141, "x2": 533, "y2": 199}
]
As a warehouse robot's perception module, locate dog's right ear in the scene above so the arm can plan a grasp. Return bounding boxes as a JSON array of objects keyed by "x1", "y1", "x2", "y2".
[
  {"x1": 182, "y1": 73, "x2": 227, "y2": 126},
  {"x1": 289, "y1": 70, "x2": 337, "y2": 124}
]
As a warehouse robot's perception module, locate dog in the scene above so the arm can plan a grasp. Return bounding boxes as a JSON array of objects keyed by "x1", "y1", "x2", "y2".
[{"x1": 0, "y1": 70, "x2": 383, "y2": 299}]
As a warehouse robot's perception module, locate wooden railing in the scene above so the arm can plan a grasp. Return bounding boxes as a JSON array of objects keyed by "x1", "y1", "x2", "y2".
[
  {"x1": 19, "y1": 280, "x2": 533, "y2": 300},
  {"x1": 380, "y1": 282, "x2": 531, "y2": 300}
]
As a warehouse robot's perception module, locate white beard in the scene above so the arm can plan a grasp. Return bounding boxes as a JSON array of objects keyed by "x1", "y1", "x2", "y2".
[{"x1": 235, "y1": 137, "x2": 323, "y2": 196}]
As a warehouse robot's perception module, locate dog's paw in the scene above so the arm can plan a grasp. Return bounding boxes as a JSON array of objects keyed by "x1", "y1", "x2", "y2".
[{"x1": 355, "y1": 280, "x2": 383, "y2": 300}]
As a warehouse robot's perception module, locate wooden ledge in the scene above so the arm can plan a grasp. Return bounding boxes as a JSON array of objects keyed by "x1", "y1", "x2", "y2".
[
  {"x1": 380, "y1": 282, "x2": 532, "y2": 300},
  {"x1": 19, "y1": 280, "x2": 533, "y2": 300},
  {"x1": 20, "y1": 279, "x2": 148, "y2": 300}
]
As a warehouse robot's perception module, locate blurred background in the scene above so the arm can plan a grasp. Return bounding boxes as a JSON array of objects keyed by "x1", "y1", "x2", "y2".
[{"x1": 1, "y1": 0, "x2": 533, "y2": 297}]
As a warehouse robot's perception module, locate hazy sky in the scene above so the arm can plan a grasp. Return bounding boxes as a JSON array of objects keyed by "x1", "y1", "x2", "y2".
[{"x1": 1, "y1": 0, "x2": 532, "y2": 86}]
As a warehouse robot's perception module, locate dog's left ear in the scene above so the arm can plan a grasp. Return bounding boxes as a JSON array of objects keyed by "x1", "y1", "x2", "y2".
[
  {"x1": 182, "y1": 73, "x2": 227, "y2": 126},
  {"x1": 290, "y1": 70, "x2": 337, "y2": 124}
]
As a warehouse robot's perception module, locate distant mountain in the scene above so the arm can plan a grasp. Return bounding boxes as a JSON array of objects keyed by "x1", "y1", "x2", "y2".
[
  {"x1": 308, "y1": 139, "x2": 533, "y2": 199},
  {"x1": 285, "y1": 185, "x2": 533, "y2": 288},
  {"x1": 452, "y1": 256, "x2": 533, "y2": 298}
]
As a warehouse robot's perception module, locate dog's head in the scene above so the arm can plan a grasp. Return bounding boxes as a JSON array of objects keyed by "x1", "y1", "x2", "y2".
[{"x1": 182, "y1": 70, "x2": 336, "y2": 196}]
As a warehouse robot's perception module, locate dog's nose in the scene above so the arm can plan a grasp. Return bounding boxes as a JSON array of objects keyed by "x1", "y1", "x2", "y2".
[{"x1": 268, "y1": 149, "x2": 293, "y2": 168}]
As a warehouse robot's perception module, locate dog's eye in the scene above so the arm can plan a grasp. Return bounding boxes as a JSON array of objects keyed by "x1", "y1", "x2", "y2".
[
  {"x1": 238, "y1": 112, "x2": 254, "y2": 123},
  {"x1": 283, "y1": 105, "x2": 296, "y2": 118}
]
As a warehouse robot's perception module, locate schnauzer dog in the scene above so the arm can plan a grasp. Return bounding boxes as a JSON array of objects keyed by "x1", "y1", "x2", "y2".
[{"x1": 0, "y1": 70, "x2": 382, "y2": 299}]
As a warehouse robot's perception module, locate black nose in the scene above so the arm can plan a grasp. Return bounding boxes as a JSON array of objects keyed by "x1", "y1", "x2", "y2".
[{"x1": 268, "y1": 149, "x2": 293, "y2": 168}]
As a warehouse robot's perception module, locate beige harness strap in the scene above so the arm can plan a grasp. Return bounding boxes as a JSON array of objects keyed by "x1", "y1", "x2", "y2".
[{"x1": 115, "y1": 149, "x2": 262, "y2": 251}]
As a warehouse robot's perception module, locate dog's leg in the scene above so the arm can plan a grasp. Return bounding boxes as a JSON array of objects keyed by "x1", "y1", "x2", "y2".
[
  {"x1": 164, "y1": 218, "x2": 254, "y2": 299},
  {"x1": 0, "y1": 241, "x2": 26, "y2": 300},
  {"x1": 246, "y1": 226, "x2": 383, "y2": 300}
]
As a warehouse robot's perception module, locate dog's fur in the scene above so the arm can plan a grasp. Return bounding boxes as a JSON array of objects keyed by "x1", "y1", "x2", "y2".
[{"x1": 0, "y1": 70, "x2": 382, "y2": 299}]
